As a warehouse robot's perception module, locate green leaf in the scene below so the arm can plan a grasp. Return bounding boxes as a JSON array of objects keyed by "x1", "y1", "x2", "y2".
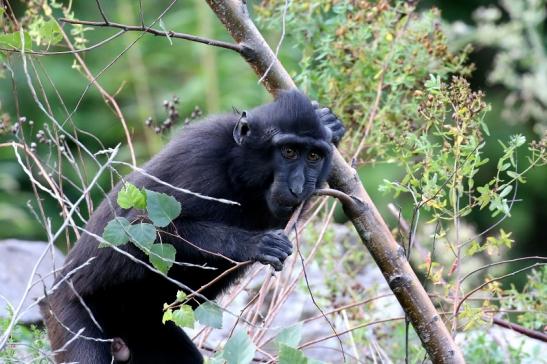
[
  {"x1": 176, "y1": 290, "x2": 187, "y2": 302},
  {"x1": 424, "y1": 74, "x2": 441, "y2": 91},
  {"x1": 480, "y1": 119, "x2": 490, "y2": 136},
  {"x1": 172, "y1": 305, "x2": 195, "y2": 329},
  {"x1": 146, "y1": 190, "x2": 181, "y2": 227},
  {"x1": 127, "y1": 223, "x2": 156, "y2": 250},
  {"x1": 149, "y1": 243, "x2": 176, "y2": 274},
  {"x1": 499, "y1": 185, "x2": 513, "y2": 198},
  {"x1": 467, "y1": 240, "x2": 483, "y2": 256},
  {"x1": 510, "y1": 134, "x2": 526, "y2": 148},
  {"x1": 195, "y1": 301, "x2": 223, "y2": 329},
  {"x1": 223, "y1": 330, "x2": 256, "y2": 364},
  {"x1": 275, "y1": 323, "x2": 303, "y2": 348},
  {"x1": 162, "y1": 308, "x2": 173, "y2": 324},
  {"x1": 117, "y1": 183, "x2": 146, "y2": 209},
  {"x1": 278, "y1": 345, "x2": 308, "y2": 364},
  {"x1": 506, "y1": 170, "x2": 519, "y2": 179},
  {"x1": 0, "y1": 31, "x2": 32, "y2": 50},
  {"x1": 498, "y1": 229, "x2": 514, "y2": 248},
  {"x1": 476, "y1": 184, "x2": 491, "y2": 209},
  {"x1": 100, "y1": 217, "x2": 130, "y2": 247},
  {"x1": 36, "y1": 20, "x2": 63, "y2": 45}
]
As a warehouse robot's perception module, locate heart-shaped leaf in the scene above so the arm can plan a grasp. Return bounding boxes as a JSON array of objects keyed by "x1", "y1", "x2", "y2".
[
  {"x1": 100, "y1": 217, "x2": 130, "y2": 247},
  {"x1": 146, "y1": 190, "x2": 181, "y2": 227},
  {"x1": 149, "y1": 243, "x2": 176, "y2": 274},
  {"x1": 127, "y1": 223, "x2": 156, "y2": 250},
  {"x1": 195, "y1": 301, "x2": 223, "y2": 329},
  {"x1": 172, "y1": 305, "x2": 195, "y2": 329}
]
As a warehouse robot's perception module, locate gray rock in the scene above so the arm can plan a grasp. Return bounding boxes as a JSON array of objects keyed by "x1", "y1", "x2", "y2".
[{"x1": 0, "y1": 240, "x2": 65, "y2": 324}]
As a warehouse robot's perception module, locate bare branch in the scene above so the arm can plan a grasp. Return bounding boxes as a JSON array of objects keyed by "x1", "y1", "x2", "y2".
[
  {"x1": 492, "y1": 317, "x2": 547, "y2": 342},
  {"x1": 59, "y1": 18, "x2": 243, "y2": 53}
]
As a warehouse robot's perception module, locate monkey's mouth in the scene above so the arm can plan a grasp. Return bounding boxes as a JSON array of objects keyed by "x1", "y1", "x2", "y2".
[
  {"x1": 269, "y1": 202, "x2": 297, "y2": 219},
  {"x1": 266, "y1": 186, "x2": 301, "y2": 218},
  {"x1": 278, "y1": 204, "x2": 295, "y2": 214}
]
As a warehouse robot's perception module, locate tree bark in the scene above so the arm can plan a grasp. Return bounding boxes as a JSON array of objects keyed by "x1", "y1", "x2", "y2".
[{"x1": 205, "y1": 0, "x2": 465, "y2": 362}]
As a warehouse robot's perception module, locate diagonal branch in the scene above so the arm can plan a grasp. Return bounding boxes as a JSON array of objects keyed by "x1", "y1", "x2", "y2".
[{"x1": 203, "y1": 1, "x2": 465, "y2": 362}]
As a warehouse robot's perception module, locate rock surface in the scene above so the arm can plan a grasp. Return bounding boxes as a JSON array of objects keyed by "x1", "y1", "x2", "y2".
[{"x1": 0, "y1": 239, "x2": 65, "y2": 324}]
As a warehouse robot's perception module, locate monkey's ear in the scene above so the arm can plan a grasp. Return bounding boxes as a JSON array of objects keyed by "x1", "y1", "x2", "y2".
[{"x1": 233, "y1": 111, "x2": 250, "y2": 145}]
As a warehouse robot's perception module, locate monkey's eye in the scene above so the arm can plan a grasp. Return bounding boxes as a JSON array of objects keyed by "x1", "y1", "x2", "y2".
[
  {"x1": 281, "y1": 146, "x2": 298, "y2": 160},
  {"x1": 307, "y1": 151, "x2": 322, "y2": 162}
]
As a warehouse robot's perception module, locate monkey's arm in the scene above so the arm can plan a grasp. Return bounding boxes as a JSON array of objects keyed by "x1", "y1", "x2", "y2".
[{"x1": 167, "y1": 220, "x2": 292, "y2": 271}]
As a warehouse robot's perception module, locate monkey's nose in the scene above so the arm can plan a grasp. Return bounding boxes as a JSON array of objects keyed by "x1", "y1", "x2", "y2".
[
  {"x1": 289, "y1": 170, "x2": 305, "y2": 197},
  {"x1": 289, "y1": 184, "x2": 303, "y2": 197}
]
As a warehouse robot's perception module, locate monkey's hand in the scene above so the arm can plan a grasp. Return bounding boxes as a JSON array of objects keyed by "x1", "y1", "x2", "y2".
[
  {"x1": 250, "y1": 230, "x2": 293, "y2": 271},
  {"x1": 312, "y1": 101, "x2": 346, "y2": 146}
]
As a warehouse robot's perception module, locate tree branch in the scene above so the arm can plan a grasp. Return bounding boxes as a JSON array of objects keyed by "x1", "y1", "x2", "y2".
[
  {"x1": 492, "y1": 317, "x2": 547, "y2": 342},
  {"x1": 59, "y1": 18, "x2": 243, "y2": 53},
  {"x1": 204, "y1": 1, "x2": 465, "y2": 362}
]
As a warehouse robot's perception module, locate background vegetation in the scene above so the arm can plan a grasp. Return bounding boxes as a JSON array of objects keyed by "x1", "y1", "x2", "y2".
[{"x1": 0, "y1": 0, "x2": 545, "y2": 363}]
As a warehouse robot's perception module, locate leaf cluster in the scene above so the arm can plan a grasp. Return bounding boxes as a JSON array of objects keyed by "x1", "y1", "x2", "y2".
[{"x1": 101, "y1": 182, "x2": 181, "y2": 274}]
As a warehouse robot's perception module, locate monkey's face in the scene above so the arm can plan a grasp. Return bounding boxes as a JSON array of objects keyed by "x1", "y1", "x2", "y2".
[
  {"x1": 231, "y1": 90, "x2": 340, "y2": 220},
  {"x1": 266, "y1": 140, "x2": 332, "y2": 219}
]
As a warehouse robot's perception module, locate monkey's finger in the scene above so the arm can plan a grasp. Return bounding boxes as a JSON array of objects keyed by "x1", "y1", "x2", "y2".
[
  {"x1": 324, "y1": 119, "x2": 343, "y2": 129},
  {"x1": 311, "y1": 100, "x2": 320, "y2": 109},
  {"x1": 262, "y1": 241, "x2": 292, "y2": 256},
  {"x1": 270, "y1": 231, "x2": 293, "y2": 248},
  {"x1": 319, "y1": 114, "x2": 342, "y2": 127},
  {"x1": 329, "y1": 124, "x2": 346, "y2": 136},
  {"x1": 257, "y1": 255, "x2": 284, "y2": 271},
  {"x1": 316, "y1": 107, "x2": 331, "y2": 119},
  {"x1": 260, "y1": 247, "x2": 289, "y2": 260},
  {"x1": 268, "y1": 236, "x2": 293, "y2": 254}
]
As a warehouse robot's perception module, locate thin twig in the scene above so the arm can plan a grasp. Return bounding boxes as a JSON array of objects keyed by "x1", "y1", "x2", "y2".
[
  {"x1": 454, "y1": 263, "x2": 546, "y2": 316},
  {"x1": 299, "y1": 317, "x2": 405, "y2": 350},
  {"x1": 112, "y1": 161, "x2": 240, "y2": 205},
  {"x1": 295, "y1": 227, "x2": 346, "y2": 361},
  {"x1": 58, "y1": 25, "x2": 138, "y2": 166},
  {"x1": 67, "y1": 281, "x2": 104, "y2": 332},
  {"x1": 460, "y1": 256, "x2": 547, "y2": 284},
  {"x1": 183, "y1": 261, "x2": 253, "y2": 302},
  {"x1": 95, "y1": 0, "x2": 109, "y2": 24},
  {"x1": 0, "y1": 30, "x2": 125, "y2": 55},
  {"x1": 257, "y1": 0, "x2": 290, "y2": 84}
]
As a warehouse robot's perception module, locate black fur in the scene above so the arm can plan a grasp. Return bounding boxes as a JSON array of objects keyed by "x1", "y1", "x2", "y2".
[{"x1": 40, "y1": 90, "x2": 344, "y2": 363}]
